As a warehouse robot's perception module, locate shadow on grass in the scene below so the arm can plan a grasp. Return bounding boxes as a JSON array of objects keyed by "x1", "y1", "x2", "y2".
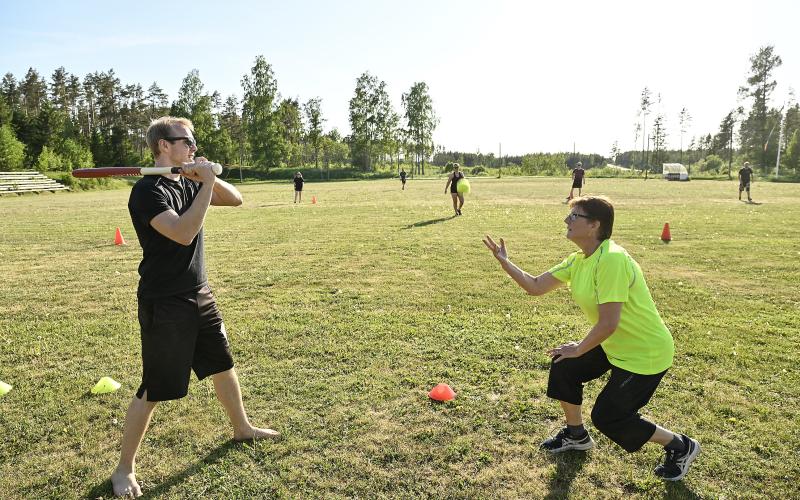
[
  {"x1": 258, "y1": 202, "x2": 291, "y2": 207},
  {"x1": 544, "y1": 451, "x2": 589, "y2": 499},
  {"x1": 84, "y1": 440, "x2": 239, "y2": 499},
  {"x1": 662, "y1": 480, "x2": 701, "y2": 499},
  {"x1": 401, "y1": 215, "x2": 457, "y2": 229}
]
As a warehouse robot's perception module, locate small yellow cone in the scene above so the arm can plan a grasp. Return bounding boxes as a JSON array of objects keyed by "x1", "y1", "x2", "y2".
[
  {"x1": 0, "y1": 380, "x2": 11, "y2": 396},
  {"x1": 91, "y1": 376, "x2": 121, "y2": 394}
]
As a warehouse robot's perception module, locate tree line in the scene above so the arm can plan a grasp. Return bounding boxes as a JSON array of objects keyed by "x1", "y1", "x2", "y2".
[
  {"x1": 2, "y1": 47, "x2": 798, "y2": 180},
  {"x1": 617, "y1": 46, "x2": 799, "y2": 178},
  {"x1": 0, "y1": 55, "x2": 438, "y2": 176}
]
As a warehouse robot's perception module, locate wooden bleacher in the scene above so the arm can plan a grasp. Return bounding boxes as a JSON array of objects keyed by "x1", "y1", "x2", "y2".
[{"x1": 0, "y1": 171, "x2": 69, "y2": 195}]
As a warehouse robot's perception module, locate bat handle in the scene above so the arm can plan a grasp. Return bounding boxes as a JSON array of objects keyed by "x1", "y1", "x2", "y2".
[{"x1": 177, "y1": 163, "x2": 223, "y2": 175}]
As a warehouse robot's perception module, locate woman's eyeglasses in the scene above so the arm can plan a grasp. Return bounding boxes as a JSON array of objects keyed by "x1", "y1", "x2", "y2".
[{"x1": 567, "y1": 212, "x2": 593, "y2": 222}]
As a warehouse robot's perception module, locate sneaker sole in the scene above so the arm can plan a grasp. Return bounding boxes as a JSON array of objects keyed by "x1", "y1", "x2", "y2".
[
  {"x1": 661, "y1": 441, "x2": 701, "y2": 481},
  {"x1": 543, "y1": 440, "x2": 595, "y2": 454}
]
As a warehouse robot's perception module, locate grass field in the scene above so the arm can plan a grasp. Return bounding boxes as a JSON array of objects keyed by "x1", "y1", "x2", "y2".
[{"x1": 1, "y1": 177, "x2": 798, "y2": 499}]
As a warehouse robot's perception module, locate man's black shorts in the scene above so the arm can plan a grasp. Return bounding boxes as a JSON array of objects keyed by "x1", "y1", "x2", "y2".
[
  {"x1": 572, "y1": 180, "x2": 583, "y2": 189},
  {"x1": 136, "y1": 285, "x2": 234, "y2": 401},
  {"x1": 739, "y1": 181, "x2": 751, "y2": 191}
]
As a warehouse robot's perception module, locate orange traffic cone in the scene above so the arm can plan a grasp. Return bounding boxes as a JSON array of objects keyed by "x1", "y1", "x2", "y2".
[
  {"x1": 428, "y1": 383, "x2": 456, "y2": 402},
  {"x1": 660, "y1": 223, "x2": 671, "y2": 243},
  {"x1": 114, "y1": 227, "x2": 126, "y2": 246},
  {"x1": 311, "y1": 196, "x2": 317, "y2": 204}
]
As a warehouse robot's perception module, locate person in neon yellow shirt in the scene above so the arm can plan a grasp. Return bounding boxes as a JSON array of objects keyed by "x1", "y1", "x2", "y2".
[{"x1": 483, "y1": 196, "x2": 700, "y2": 482}]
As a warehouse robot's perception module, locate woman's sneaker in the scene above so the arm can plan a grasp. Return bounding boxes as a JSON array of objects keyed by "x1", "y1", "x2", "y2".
[
  {"x1": 654, "y1": 434, "x2": 700, "y2": 481},
  {"x1": 540, "y1": 427, "x2": 595, "y2": 453}
]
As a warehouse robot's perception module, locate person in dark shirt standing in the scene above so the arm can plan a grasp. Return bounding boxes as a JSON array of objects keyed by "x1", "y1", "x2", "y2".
[
  {"x1": 567, "y1": 161, "x2": 586, "y2": 201},
  {"x1": 400, "y1": 168, "x2": 407, "y2": 190},
  {"x1": 113, "y1": 117, "x2": 280, "y2": 498},
  {"x1": 293, "y1": 171, "x2": 304, "y2": 203},
  {"x1": 738, "y1": 162, "x2": 754, "y2": 202}
]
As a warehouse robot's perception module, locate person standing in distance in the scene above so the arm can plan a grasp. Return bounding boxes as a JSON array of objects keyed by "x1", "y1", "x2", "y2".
[
  {"x1": 114, "y1": 117, "x2": 280, "y2": 498},
  {"x1": 400, "y1": 168, "x2": 407, "y2": 190},
  {"x1": 293, "y1": 171, "x2": 304, "y2": 203},
  {"x1": 738, "y1": 161, "x2": 754, "y2": 202},
  {"x1": 566, "y1": 161, "x2": 585, "y2": 201},
  {"x1": 483, "y1": 196, "x2": 700, "y2": 482},
  {"x1": 444, "y1": 162, "x2": 466, "y2": 215}
]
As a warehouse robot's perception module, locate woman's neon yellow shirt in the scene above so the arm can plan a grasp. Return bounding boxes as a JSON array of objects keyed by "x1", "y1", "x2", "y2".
[{"x1": 548, "y1": 239, "x2": 674, "y2": 375}]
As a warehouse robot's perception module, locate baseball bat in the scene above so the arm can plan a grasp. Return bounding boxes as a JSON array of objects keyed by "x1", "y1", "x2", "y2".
[{"x1": 71, "y1": 163, "x2": 222, "y2": 178}]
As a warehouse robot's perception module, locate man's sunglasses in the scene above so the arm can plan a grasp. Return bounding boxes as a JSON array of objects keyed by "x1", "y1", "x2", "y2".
[{"x1": 163, "y1": 136, "x2": 196, "y2": 147}]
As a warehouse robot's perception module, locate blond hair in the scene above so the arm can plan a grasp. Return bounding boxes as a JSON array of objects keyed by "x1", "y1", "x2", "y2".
[{"x1": 146, "y1": 116, "x2": 194, "y2": 158}]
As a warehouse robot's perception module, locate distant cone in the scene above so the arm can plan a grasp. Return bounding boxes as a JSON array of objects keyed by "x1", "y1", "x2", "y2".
[
  {"x1": 311, "y1": 196, "x2": 317, "y2": 204},
  {"x1": 660, "y1": 222, "x2": 671, "y2": 243},
  {"x1": 428, "y1": 383, "x2": 456, "y2": 402},
  {"x1": 0, "y1": 380, "x2": 11, "y2": 396},
  {"x1": 91, "y1": 376, "x2": 121, "y2": 394},
  {"x1": 114, "y1": 227, "x2": 126, "y2": 246}
]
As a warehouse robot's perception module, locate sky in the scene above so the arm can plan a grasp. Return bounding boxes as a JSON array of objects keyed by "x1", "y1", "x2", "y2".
[{"x1": 1, "y1": 0, "x2": 799, "y2": 156}]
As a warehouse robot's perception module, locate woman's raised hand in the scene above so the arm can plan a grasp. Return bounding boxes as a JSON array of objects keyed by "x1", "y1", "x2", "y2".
[{"x1": 483, "y1": 235, "x2": 508, "y2": 263}]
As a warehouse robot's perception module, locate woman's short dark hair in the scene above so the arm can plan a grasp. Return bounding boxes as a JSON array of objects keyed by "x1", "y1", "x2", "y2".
[{"x1": 569, "y1": 196, "x2": 614, "y2": 240}]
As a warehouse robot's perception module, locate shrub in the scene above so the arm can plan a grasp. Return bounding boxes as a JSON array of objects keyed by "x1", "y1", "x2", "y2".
[
  {"x1": 58, "y1": 173, "x2": 118, "y2": 191},
  {"x1": 59, "y1": 139, "x2": 94, "y2": 169},
  {"x1": 586, "y1": 166, "x2": 638, "y2": 178},
  {"x1": 0, "y1": 124, "x2": 25, "y2": 170},
  {"x1": 35, "y1": 146, "x2": 65, "y2": 171},
  {"x1": 698, "y1": 154, "x2": 724, "y2": 173}
]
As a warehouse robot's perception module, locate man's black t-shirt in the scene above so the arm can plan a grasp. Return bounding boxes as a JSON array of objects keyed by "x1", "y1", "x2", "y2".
[
  {"x1": 293, "y1": 177, "x2": 304, "y2": 190},
  {"x1": 573, "y1": 168, "x2": 585, "y2": 183},
  {"x1": 128, "y1": 175, "x2": 206, "y2": 298},
  {"x1": 739, "y1": 166, "x2": 753, "y2": 183}
]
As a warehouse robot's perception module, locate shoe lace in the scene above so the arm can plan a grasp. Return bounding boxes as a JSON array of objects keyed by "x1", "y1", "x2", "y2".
[
  {"x1": 556, "y1": 427, "x2": 571, "y2": 440},
  {"x1": 656, "y1": 448, "x2": 680, "y2": 473}
]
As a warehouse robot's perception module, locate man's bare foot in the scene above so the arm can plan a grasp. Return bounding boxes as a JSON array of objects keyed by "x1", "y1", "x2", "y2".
[
  {"x1": 233, "y1": 426, "x2": 281, "y2": 442},
  {"x1": 111, "y1": 468, "x2": 142, "y2": 497}
]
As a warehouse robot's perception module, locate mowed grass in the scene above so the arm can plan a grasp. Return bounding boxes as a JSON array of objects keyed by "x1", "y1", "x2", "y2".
[{"x1": 0, "y1": 177, "x2": 798, "y2": 499}]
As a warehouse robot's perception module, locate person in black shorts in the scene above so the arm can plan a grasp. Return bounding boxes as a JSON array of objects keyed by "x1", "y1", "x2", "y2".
[
  {"x1": 400, "y1": 168, "x2": 407, "y2": 190},
  {"x1": 738, "y1": 162, "x2": 754, "y2": 202},
  {"x1": 293, "y1": 171, "x2": 304, "y2": 203},
  {"x1": 567, "y1": 161, "x2": 585, "y2": 201},
  {"x1": 112, "y1": 117, "x2": 280, "y2": 498},
  {"x1": 444, "y1": 162, "x2": 466, "y2": 215}
]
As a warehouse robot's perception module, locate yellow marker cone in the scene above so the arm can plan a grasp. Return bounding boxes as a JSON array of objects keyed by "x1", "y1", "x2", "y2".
[
  {"x1": 0, "y1": 380, "x2": 11, "y2": 396},
  {"x1": 91, "y1": 376, "x2": 121, "y2": 394}
]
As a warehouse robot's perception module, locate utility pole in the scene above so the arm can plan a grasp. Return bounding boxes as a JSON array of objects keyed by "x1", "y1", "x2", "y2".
[
  {"x1": 499, "y1": 142, "x2": 502, "y2": 177},
  {"x1": 728, "y1": 124, "x2": 733, "y2": 180},
  {"x1": 775, "y1": 104, "x2": 786, "y2": 178}
]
